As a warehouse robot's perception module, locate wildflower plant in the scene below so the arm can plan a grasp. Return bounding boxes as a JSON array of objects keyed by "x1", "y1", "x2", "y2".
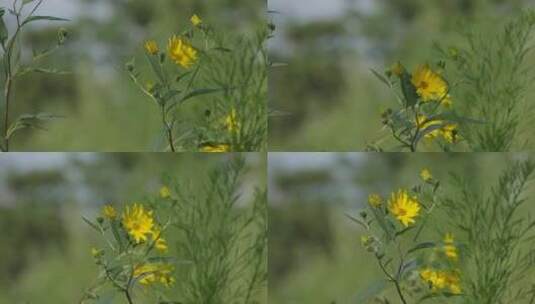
[
  {"x1": 127, "y1": 15, "x2": 269, "y2": 152},
  {"x1": 349, "y1": 169, "x2": 463, "y2": 303},
  {"x1": 368, "y1": 62, "x2": 472, "y2": 152},
  {"x1": 81, "y1": 202, "x2": 175, "y2": 304},
  {"x1": 351, "y1": 161, "x2": 535, "y2": 304},
  {"x1": 369, "y1": 10, "x2": 535, "y2": 152},
  {"x1": 0, "y1": 0, "x2": 68, "y2": 152},
  {"x1": 82, "y1": 157, "x2": 267, "y2": 304}
]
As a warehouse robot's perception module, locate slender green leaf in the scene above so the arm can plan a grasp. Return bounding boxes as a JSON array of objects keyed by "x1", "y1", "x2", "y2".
[
  {"x1": 395, "y1": 225, "x2": 416, "y2": 237},
  {"x1": 33, "y1": 67, "x2": 70, "y2": 75},
  {"x1": 0, "y1": 8, "x2": 7, "y2": 44},
  {"x1": 145, "y1": 53, "x2": 165, "y2": 83},
  {"x1": 22, "y1": 15, "x2": 69, "y2": 26},
  {"x1": 179, "y1": 88, "x2": 227, "y2": 103},
  {"x1": 407, "y1": 241, "x2": 436, "y2": 254},
  {"x1": 370, "y1": 68, "x2": 391, "y2": 87},
  {"x1": 345, "y1": 213, "x2": 369, "y2": 230},
  {"x1": 110, "y1": 221, "x2": 124, "y2": 252},
  {"x1": 82, "y1": 216, "x2": 101, "y2": 232},
  {"x1": 400, "y1": 70, "x2": 419, "y2": 107}
]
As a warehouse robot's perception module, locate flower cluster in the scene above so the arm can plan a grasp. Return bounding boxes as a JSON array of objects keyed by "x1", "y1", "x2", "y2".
[
  {"x1": 134, "y1": 262, "x2": 175, "y2": 287},
  {"x1": 84, "y1": 198, "x2": 175, "y2": 302},
  {"x1": 143, "y1": 15, "x2": 202, "y2": 69},
  {"x1": 127, "y1": 13, "x2": 249, "y2": 152},
  {"x1": 369, "y1": 61, "x2": 470, "y2": 151},
  {"x1": 418, "y1": 232, "x2": 462, "y2": 295},
  {"x1": 420, "y1": 268, "x2": 462, "y2": 294},
  {"x1": 354, "y1": 168, "x2": 463, "y2": 302}
]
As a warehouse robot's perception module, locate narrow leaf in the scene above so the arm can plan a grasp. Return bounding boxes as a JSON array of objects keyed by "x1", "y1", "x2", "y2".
[
  {"x1": 22, "y1": 16, "x2": 69, "y2": 26},
  {"x1": 400, "y1": 70, "x2": 419, "y2": 107},
  {"x1": 370, "y1": 68, "x2": 391, "y2": 87},
  {"x1": 179, "y1": 88, "x2": 227, "y2": 104},
  {"x1": 345, "y1": 213, "x2": 369, "y2": 230},
  {"x1": 82, "y1": 216, "x2": 101, "y2": 232},
  {"x1": 33, "y1": 67, "x2": 70, "y2": 75},
  {"x1": 407, "y1": 241, "x2": 436, "y2": 254}
]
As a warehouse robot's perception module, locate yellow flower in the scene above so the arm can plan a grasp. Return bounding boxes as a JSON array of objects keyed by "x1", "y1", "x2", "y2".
[
  {"x1": 441, "y1": 124, "x2": 459, "y2": 144},
  {"x1": 411, "y1": 64, "x2": 451, "y2": 106},
  {"x1": 168, "y1": 35, "x2": 197, "y2": 69},
  {"x1": 420, "y1": 268, "x2": 446, "y2": 291},
  {"x1": 122, "y1": 203, "x2": 154, "y2": 243},
  {"x1": 416, "y1": 116, "x2": 459, "y2": 144},
  {"x1": 159, "y1": 186, "x2": 171, "y2": 199},
  {"x1": 443, "y1": 233, "x2": 459, "y2": 261},
  {"x1": 151, "y1": 227, "x2": 169, "y2": 253},
  {"x1": 102, "y1": 204, "x2": 117, "y2": 220},
  {"x1": 416, "y1": 115, "x2": 443, "y2": 140},
  {"x1": 134, "y1": 263, "x2": 175, "y2": 287},
  {"x1": 200, "y1": 143, "x2": 230, "y2": 153},
  {"x1": 420, "y1": 168, "x2": 433, "y2": 182},
  {"x1": 420, "y1": 268, "x2": 462, "y2": 294},
  {"x1": 388, "y1": 189, "x2": 420, "y2": 227},
  {"x1": 155, "y1": 238, "x2": 168, "y2": 253},
  {"x1": 368, "y1": 193, "x2": 383, "y2": 208},
  {"x1": 144, "y1": 40, "x2": 159, "y2": 55},
  {"x1": 190, "y1": 14, "x2": 202, "y2": 26},
  {"x1": 444, "y1": 270, "x2": 462, "y2": 294},
  {"x1": 224, "y1": 109, "x2": 240, "y2": 133}
]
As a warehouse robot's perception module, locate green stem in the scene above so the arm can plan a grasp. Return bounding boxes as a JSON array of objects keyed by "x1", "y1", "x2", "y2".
[
  {"x1": 393, "y1": 279, "x2": 408, "y2": 304},
  {"x1": 124, "y1": 290, "x2": 134, "y2": 304},
  {"x1": 161, "y1": 105, "x2": 176, "y2": 152},
  {"x1": 3, "y1": 76, "x2": 11, "y2": 151}
]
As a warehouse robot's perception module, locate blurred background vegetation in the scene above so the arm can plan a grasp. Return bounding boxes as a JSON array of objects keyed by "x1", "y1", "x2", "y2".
[
  {"x1": 268, "y1": 152, "x2": 535, "y2": 303},
  {"x1": 0, "y1": 0, "x2": 265, "y2": 151},
  {"x1": 268, "y1": 0, "x2": 535, "y2": 151},
  {"x1": 0, "y1": 152, "x2": 265, "y2": 303}
]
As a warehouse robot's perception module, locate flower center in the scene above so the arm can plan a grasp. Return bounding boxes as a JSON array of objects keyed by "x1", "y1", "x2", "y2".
[
  {"x1": 419, "y1": 81, "x2": 429, "y2": 89},
  {"x1": 398, "y1": 207, "x2": 407, "y2": 216}
]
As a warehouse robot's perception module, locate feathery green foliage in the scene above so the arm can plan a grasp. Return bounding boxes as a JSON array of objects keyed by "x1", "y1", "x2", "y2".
[
  {"x1": 437, "y1": 10, "x2": 535, "y2": 151},
  {"x1": 167, "y1": 157, "x2": 267, "y2": 303},
  {"x1": 200, "y1": 25, "x2": 270, "y2": 152},
  {"x1": 441, "y1": 160, "x2": 535, "y2": 304}
]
